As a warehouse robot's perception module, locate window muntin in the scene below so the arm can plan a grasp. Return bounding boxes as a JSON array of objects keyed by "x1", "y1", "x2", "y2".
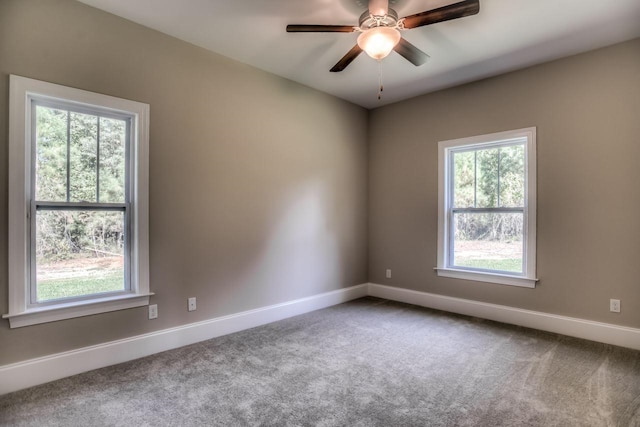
[
  {"x1": 5, "y1": 75, "x2": 150, "y2": 328},
  {"x1": 437, "y1": 128, "x2": 536, "y2": 288}
]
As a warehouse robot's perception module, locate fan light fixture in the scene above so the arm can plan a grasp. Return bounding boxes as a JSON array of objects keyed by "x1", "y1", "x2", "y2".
[
  {"x1": 357, "y1": 27, "x2": 401, "y2": 60},
  {"x1": 287, "y1": 0, "x2": 479, "y2": 72},
  {"x1": 287, "y1": 0, "x2": 480, "y2": 99}
]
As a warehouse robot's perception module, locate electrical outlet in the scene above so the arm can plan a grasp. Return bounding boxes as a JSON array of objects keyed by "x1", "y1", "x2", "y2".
[
  {"x1": 386, "y1": 269, "x2": 392, "y2": 279},
  {"x1": 610, "y1": 299, "x2": 621, "y2": 313},
  {"x1": 188, "y1": 297, "x2": 197, "y2": 312},
  {"x1": 148, "y1": 304, "x2": 158, "y2": 319}
]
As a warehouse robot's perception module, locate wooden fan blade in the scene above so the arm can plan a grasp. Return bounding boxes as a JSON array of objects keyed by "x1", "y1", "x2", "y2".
[
  {"x1": 330, "y1": 45, "x2": 363, "y2": 72},
  {"x1": 393, "y1": 38, "x2": 430, "y2": 66},
  {"x1": 402, "y1": 0, "x2": 479, "y2": 29},
  {"x1": 286, "y1": 25, "x2": 355, "y2": 33},
  {"x1": 369, "y1": 0, "x2": 389, "y2": 16}
]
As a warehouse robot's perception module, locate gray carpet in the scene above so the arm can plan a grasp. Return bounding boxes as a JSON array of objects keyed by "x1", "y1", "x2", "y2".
[{"x1": 1, "y1": 297, "x2": 639, "y2": 426}]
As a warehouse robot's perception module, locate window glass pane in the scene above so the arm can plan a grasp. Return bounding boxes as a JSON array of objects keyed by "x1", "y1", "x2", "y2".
[
  {"x1": 476, "y1": 148, "x2": 499, "y2": 208},
  {"x1": 35, "y1": 106, "x2": 68, "y2": 202},
  {"x1": 69, "y1": 112, "x2": 97, "y2": 202},
  {"x1": 499, "y1": 144, "x2": 525, "y2": 207},
  {"x1": 452, "y1": 151, "x2": 475, "y2": 208},
  {"x1": 452, "y1": 212, "x2": 523, "y2": 273},
  {"x1": 99, "y1": 117, "x2": 127, "y2": 203},
  {"x1": 35, "y1": 210, "x2": 125, "y2": 302}
]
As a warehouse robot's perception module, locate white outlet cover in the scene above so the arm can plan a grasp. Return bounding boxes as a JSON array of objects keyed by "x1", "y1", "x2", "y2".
[
  {"x1": 610, "y1": 299, "x2": 621, "y2": 313},
  {"x1": 148, "y1": 304, "x2": 158, "y2": 319}
]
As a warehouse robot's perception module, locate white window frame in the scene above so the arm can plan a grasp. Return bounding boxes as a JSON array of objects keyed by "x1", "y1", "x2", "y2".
[
  {"x1": 436, "y1": 127, "x2": 537, "y2": 288},
  {"x1": 3, "y1": 75, "x2": 151, "y2": 328}
]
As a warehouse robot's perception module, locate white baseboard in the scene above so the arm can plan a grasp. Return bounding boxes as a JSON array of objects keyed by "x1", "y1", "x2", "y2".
[
  {"x1": 3, "y1": 282, "x2": 638, "y2": 396},
  {"x1": 368, "y1": 283, "x2": 640, "y2": 351},
  {"x1": 0, "y1": 284, "x2": 368, "y2": 395}
]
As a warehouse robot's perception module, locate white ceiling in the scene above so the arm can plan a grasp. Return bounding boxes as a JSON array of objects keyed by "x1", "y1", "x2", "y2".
[{"x1": 77, "y1": 0, "x2": 640, "y2": 109}]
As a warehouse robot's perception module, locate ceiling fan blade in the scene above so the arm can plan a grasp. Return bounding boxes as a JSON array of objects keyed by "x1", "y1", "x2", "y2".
[
  {"x1": 402, "y1": 0, "x2": 479, "y2": 29},
  {"x1": 330, "y1": 45, "x2": 363, "y2": 72},
  {"x1": 368, "y1": 0, "x2": 389, "y2": 16},
  {"x1": 286, "y1": 25, "x2": 355, "y2": 33},
  {"x1": 393, "y1": 38, "x2": 430, "y2": 66}
]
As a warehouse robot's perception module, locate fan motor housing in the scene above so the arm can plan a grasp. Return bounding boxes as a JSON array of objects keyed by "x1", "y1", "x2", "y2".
[{"x1": 358, "y1": 8, "x2": 400, "y2": 30}]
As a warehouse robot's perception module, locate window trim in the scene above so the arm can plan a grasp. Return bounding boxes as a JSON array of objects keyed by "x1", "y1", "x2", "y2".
[
  {"x1": 4, "y1": 75, "x2": 151, "y2": 328},
  {"x1": 436, "y1": 127, "x2": 537, "y2": 288}
]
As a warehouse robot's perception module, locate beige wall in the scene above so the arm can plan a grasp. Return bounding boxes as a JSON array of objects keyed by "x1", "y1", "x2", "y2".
[
  {"x1": 0, "y1": 0, "x2": 368, "y2": 365},
  {"x1": 368, "y1": 38, "x2": 640, "y2": 328}
]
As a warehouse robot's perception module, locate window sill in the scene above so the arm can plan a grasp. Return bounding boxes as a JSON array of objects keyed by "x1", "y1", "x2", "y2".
[
  {"x1": 434, "y1": 267, "x2": 538, "y2": 288},
  {"x1": 2, "y1": 292, "x2": 154, "y2": 328}
]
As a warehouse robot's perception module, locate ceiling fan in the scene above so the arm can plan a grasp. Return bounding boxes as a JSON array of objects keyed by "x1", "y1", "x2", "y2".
[{"x1": 287, "y1": 0, "x2": 480, "y2": 72}]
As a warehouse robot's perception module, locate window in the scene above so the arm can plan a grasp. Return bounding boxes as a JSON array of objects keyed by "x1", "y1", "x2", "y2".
[
  {"x1": 436, "y1": 128, "x2": 537, "y2": 288},
  {"x1": 4, "y1": 75, "x2": 150, "y2": 328}
]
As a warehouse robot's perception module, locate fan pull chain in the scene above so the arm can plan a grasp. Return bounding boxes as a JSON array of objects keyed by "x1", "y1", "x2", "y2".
[{"x1": 377, "y1": 60, "x2": 384, "y2": 100}]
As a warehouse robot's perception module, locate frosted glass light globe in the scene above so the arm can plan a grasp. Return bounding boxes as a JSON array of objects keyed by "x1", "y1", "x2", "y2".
[{"x1": 357, "y1": 27, "x2": 401, "y2": 60}]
